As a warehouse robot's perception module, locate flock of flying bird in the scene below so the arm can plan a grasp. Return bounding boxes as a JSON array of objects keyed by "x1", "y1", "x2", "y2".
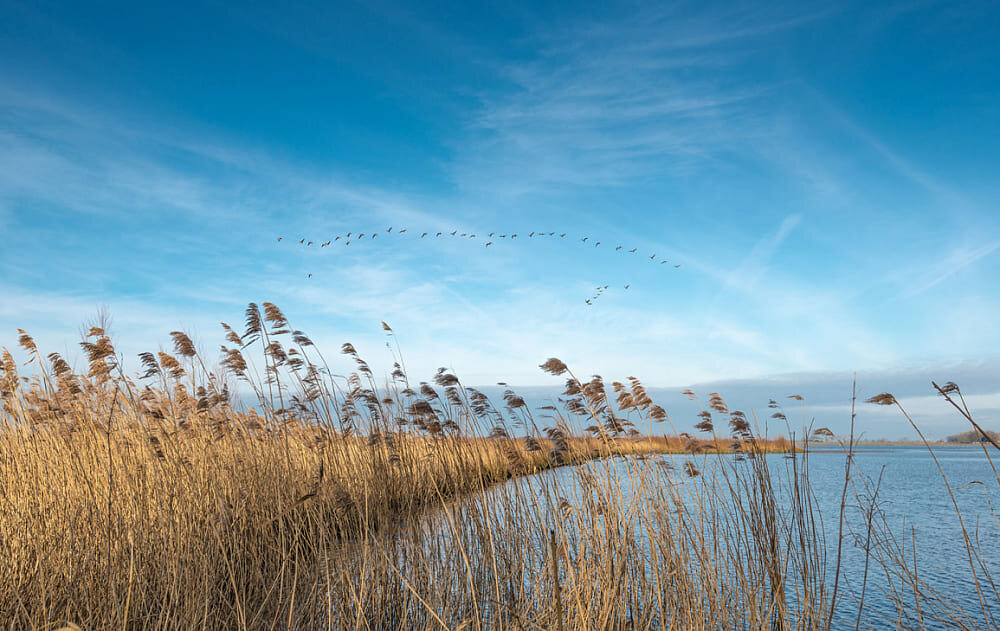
[{"x1": 277, "y1": 227, "x2": 681, "y2": 305}]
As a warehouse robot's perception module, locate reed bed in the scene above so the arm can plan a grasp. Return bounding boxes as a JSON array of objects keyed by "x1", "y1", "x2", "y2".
[{"x1": 0, "y1": 303, "x2": 995, "y2": 630}]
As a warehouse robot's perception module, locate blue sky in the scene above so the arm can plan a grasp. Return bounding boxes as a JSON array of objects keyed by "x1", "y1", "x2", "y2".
[{"x1": 1, "y1": 0, "x2": 998, "y2": 436}]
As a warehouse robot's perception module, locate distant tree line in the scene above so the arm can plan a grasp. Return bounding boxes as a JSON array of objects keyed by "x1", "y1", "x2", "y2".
[{"x1": 946, "y1": 428, "x2": 1000, "y2": 444}]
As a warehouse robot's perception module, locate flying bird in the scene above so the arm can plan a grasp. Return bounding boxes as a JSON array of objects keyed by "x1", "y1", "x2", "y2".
[
  {"x1": 299, "y1": 239, "x2": 305, "y2": 244},
  {"x1": 585, "y1": 299, "x2": 592, "y2": 305},
  {"x1": 629, "y1": 248, "x2": 637, "y2": 253},
  {"x1": 650, "y1": 254, "x2": 655, "y2": 260},
  {"x1": 595, "y1": 241, "x2": 600, "y2": 247},
  {"x1": 529, "y1": 232, "x2": 534, "y2": 237},
  {"x1": 624, "y1": 284, "x2": 630, "y2": 289},
  {"x1": 616, "y1": 246, "x2": 622, "y2": 251},
  {"x1": 335, "y1": 236, "x2": 340, "y2": 241},
  {"x1": 322, "y1": 241, "x2": 330, "y2": 247},
  {"x1": 485, "y1": 241, "x2": 492, "y2": 247},
  {"x1": 399, "y1": 228, "x2": 407, "y2": 232},
  {"x1": 674, "y1": 264, "x2": 681, "y2": 268},
  {"x1": 560, "y1": 233, "x2": 566, "y2": 237},
  {"x1": 307, "y1": 273, "x2": 312, "y2": 278},
  {"x1": 581, "y1": 237, "x2": 588, "y2": 243},
  {"x1": 307, "y1": 241, "x2": 313, "y2": 246},
  {"x1": 451, "y1": 231, "x2": 457, "y2": 236},
  {"x1": 436, "y1": 232, "x2": 442, "y2": 237},
  {"x1": 421, "y1": 232, "x2": 428, "y2": 237},
  {"x1": 387, "y1": 227, "x2": 392, "y2": 233},
  {"x1": 358, "y1": 233, "x2": 365, "y2": 238},
  {"x1": 277, "y1": 237, "x2": 283, "y2": 242}
]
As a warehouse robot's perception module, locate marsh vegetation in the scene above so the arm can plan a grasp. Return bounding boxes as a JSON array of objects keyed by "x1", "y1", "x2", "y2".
[{"x1": 1, "y1": 304, "x2": 996, "y2": 630}]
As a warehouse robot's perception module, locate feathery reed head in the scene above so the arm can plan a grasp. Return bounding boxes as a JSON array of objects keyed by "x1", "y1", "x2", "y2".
[
  {"x1": 539, "y1": 357, "x2": 568, "y2": 376},
  {"x1": 866, "y1": 393, "x2": 897, "y2": 406}
]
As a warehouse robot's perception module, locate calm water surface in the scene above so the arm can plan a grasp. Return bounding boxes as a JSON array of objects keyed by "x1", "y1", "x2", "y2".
[{"x1": 453, "y1": 444, "x2": 999, "y2": 630}]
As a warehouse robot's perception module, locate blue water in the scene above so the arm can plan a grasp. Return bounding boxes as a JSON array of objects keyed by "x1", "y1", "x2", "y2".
[
  {"x1": 804, "y1": 445, "x2": 1000, "y2": 628},
  {"x1": 452, "y1": 444, "x2": 1000, "y2": 630}
]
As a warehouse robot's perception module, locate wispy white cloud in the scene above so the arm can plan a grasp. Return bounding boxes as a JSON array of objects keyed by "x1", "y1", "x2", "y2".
[
  {"x1": 0, "y1": 83, "x2": 453, "y2": 234},
  {"x1": 718, "y1": 213, "x2": 802, "y2": 294},
  {"x1": 456, "y1": 5, "x2": 834, "y2": 195},
  {"x1": 902, "y1": 240, "x2": 1000, "y2": 297},
  {"x1": 803, "y1": 85, "x2": 989, "y2": 219}
]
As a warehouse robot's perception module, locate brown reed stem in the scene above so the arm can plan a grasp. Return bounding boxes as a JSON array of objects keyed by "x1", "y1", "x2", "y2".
[
  {"x1": 550, "y1": 528, "x2": 563, "y2": 631},
  {"x1": 826, "y1": 373, "x2": 857, "y2": 631}
]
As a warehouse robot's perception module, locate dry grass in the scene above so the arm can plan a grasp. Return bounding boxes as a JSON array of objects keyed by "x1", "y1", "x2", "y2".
[{"x1": 0, "y1": 303, "x2": 995, "y2": 630}]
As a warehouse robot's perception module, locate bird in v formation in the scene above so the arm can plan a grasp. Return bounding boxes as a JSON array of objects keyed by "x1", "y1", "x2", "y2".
[{"x1": 281, "y1": 226, "x2": 682, "y2": 287}]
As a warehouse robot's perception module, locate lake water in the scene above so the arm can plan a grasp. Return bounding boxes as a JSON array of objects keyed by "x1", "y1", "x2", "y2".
[
  {"x1": 434, "y1": 444, "x2": 1000, "y2": 630},
  {"x1": 803, "y1": 445, "x2": 999, "y2": 625}
]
